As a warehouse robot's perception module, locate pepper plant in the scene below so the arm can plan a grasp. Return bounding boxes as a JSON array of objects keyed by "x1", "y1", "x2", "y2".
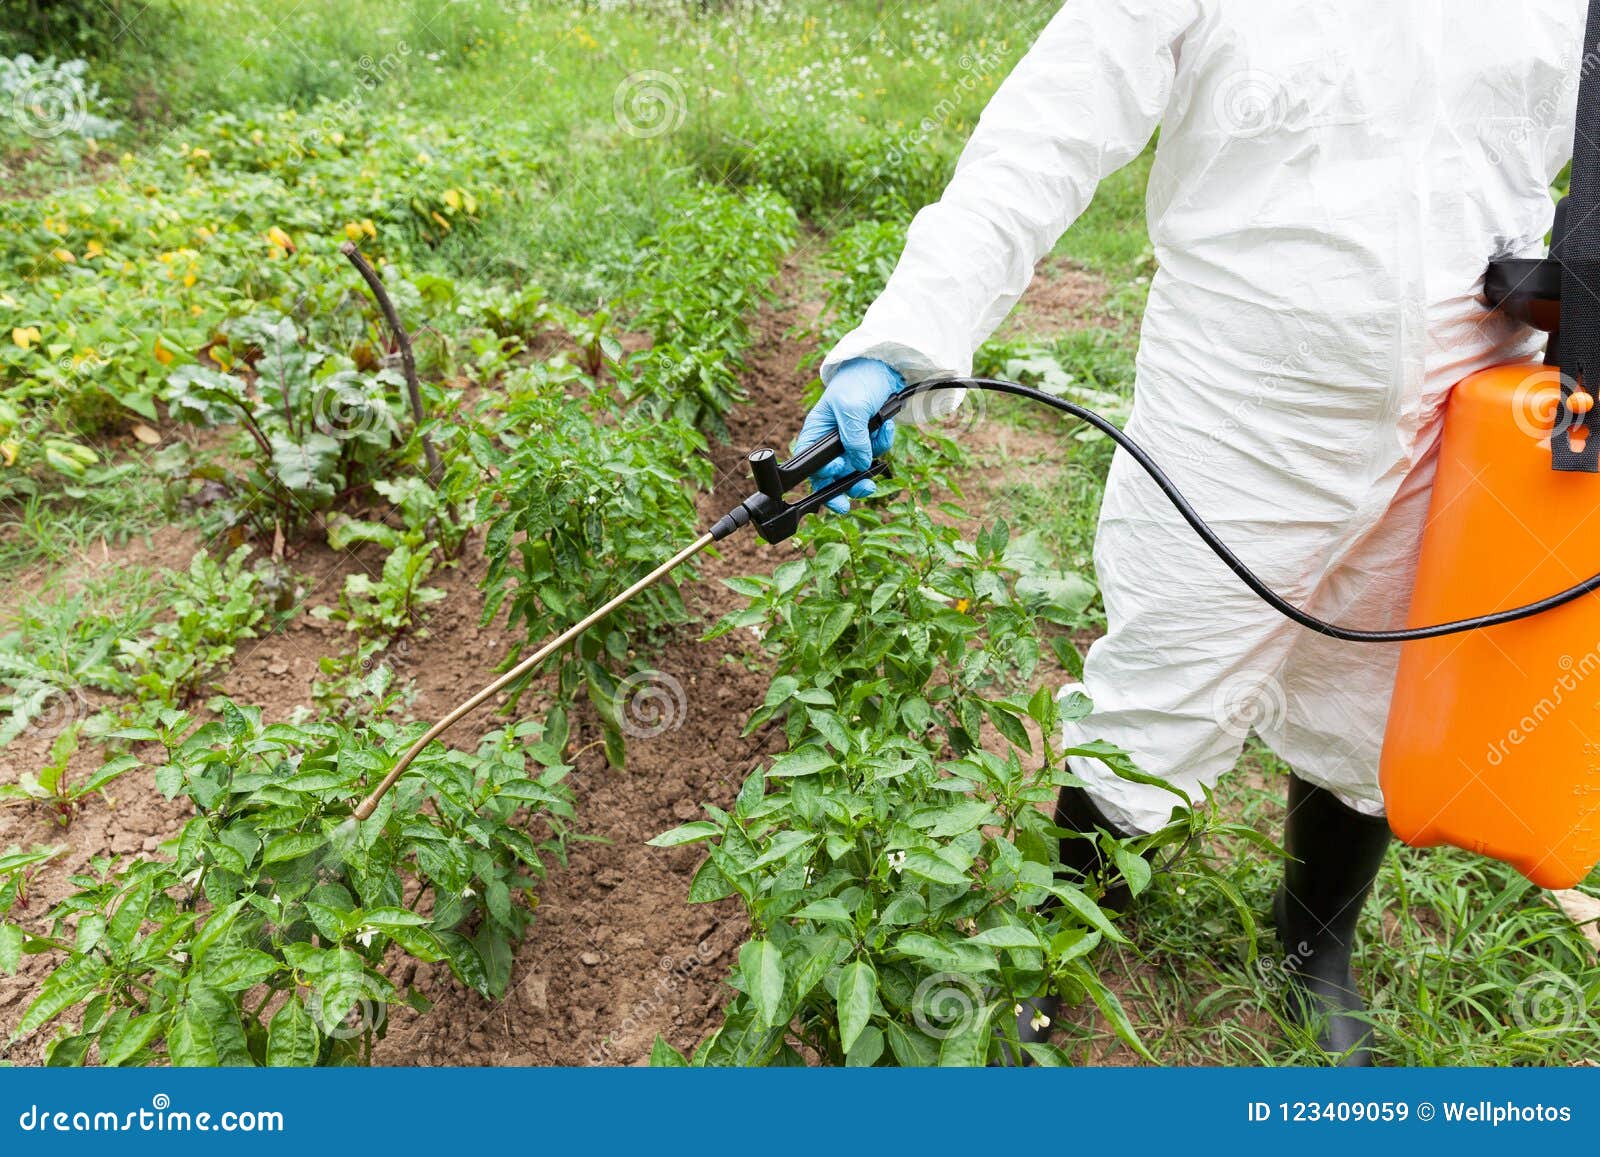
[
  {"x1": 1, "y1": 701, "x2": 575, "y2": 1066},
  {"x1": 475, "y1": 370, "x2": 709, "y2": 766},
  {"x1": 659, "y1": 491, "x2": 1194, "y2": 1065}
]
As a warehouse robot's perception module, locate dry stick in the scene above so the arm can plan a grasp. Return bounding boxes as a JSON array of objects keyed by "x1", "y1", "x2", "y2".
[{"x1": 340, "y1": 241, "x2": 443, "y2": 484}]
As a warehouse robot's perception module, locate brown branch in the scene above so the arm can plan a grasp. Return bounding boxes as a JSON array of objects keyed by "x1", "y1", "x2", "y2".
[{"x1": 341, "y1": 242, "x2": 443, "y2": 484}]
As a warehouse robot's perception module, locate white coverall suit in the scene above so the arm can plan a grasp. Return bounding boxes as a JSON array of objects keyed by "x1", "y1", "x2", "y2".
[{"x1": 822, "y1": 0, "x2": 1581, "y2": 834}]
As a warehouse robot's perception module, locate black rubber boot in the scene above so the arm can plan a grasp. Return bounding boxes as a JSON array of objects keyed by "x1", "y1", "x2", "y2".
[
  {"x1": 1015, "y1": 785, "x2": 1133, "y2": 1049},
  {"x1": 1271, "y1": 774, "x2": 1391, "y2": 1067}
]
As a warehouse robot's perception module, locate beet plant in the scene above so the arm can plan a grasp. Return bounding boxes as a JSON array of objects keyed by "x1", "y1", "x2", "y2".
[{"x1": 0, "y1": 701, "x2": 574, "y2": 1066}]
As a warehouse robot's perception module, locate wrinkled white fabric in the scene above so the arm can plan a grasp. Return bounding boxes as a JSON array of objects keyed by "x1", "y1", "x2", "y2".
[{"x1": 823, "y1": 0, "x2": 1582, "y2": 833}]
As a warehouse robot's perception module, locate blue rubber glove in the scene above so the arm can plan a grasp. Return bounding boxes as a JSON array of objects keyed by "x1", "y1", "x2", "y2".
[{"x1": 793, "y1": 357, "x2": 905, "y2": 514}]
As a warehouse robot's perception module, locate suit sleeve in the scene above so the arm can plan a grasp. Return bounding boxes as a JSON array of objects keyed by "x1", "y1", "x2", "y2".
[{"x1": 822, "y1": 0, "x2": 1198, "y2": 389}]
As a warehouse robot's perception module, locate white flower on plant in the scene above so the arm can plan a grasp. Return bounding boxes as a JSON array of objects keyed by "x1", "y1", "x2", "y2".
[
  {"x1": 1013, "y1": 1003, "x2": 1023, "y2": 1017},
  {"x1": 354, "y1": 925, "x2": 378, "y2": 948},
  {"x1": 1029, "y1": 1010, "x2": 1051, "y2": 1033},
  {"x1": 462, "y1": 886, "x2": 476, "y2": 899},
  {"x1": 271, "y1": 893, "x2": 282, "y2": 906},
  {"x1": 886, "y1": 850, "x2": 907, "y2": 873}
]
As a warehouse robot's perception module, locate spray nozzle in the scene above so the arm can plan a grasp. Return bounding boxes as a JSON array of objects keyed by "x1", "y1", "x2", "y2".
[{"x1": 710, "y1": 393, "x2": 903, "y2": 544}]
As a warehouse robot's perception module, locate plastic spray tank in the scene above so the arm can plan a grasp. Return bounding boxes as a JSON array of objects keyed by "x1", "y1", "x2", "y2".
[{"x1": 1381, "y1": 197, "x2": 1600, "y2": 888}]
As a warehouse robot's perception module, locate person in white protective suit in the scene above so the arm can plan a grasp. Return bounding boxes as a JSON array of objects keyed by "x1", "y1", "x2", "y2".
[{"x1": 794, "y1": 0, "x2": 1582, "y2": 1064}]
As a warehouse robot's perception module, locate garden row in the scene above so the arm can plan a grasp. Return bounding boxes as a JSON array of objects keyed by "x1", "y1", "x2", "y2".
[
  {"x1": 0, "y1": 95, "x2": 802, "y2": 1062},
  {"x1": 3, "y1": 78, "x2": 1163, "y2": 1067}
]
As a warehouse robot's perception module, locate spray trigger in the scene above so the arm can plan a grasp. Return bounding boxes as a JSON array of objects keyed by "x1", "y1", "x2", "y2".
[{"x1": 710, "y1": 394, "x2": 903, "y2": 544}]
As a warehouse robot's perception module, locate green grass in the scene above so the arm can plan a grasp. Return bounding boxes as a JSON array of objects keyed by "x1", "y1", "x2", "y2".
[
  {"x1": 0, "y1": 463, "x2": 169, "y2": 576},
  {"x1": 1092, "y1": 748, "x2": 1600, "y2": 1066}
]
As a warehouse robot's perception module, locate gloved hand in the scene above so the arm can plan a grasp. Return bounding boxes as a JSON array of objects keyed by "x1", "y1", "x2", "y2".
[{"x1": 793, "y1": 357, "x2": 905, "y2": 514}]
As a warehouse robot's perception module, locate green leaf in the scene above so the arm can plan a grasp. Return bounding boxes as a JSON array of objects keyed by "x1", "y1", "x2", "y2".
[
  {"x1": 0, "y1": 923, "x2": 22, "y2": 974},
  {"x1": 767, "y1": 745, "x2": 834, "y2": 778},
  {"x1": 901, "y1": 850, "x2": 970, "y2": 887},
  {"x1": 967, "y1": 925, "x2": 1042, "y2": 950},
  {"x1": 845, "y1": 1024, "x2": 884, "y2": 1067},
  {"x1": 885, "y1": 1020, "x2": 938, "y2": 1067},
  {"x1": 937, "y1": 1000, "x2": 999, "y2": 1067},
  {"x1": 201, "y1": 946, "x2": 282, "y2": 992},
  {"x1": 262, "y1": 831, "x2": 323, "y2": 865},
  {"x1": 793, "y1": 897, "x2": 852, "y2": 926},
  {"x1": 266, "y1": 996, "x2": 321, "y2": 1067},
  {"x1": 740, "y1": 940, "x2": 786, "y2": 1029},
  {"x1": 46, "y1": 1033, "x2": 92, "y2": 1067},
  {"x1": 836, "y1": 959, "x2": 877, "y2": 1054},
  {"x1": 1112, "y1": 844, "x2": 1153, "y2": 898},
  {"x1": 166, "y1": 1002, "x2": 220, "y2": 1066},
  {"x1": 649, "y1": 1035, "x2": 689, "y2": 1067},
  {"x1": 1082, "y1": 970, "x2": 1153, "y2": 1061},
  {"x1": 16, "y1": 968, "x2": 99, "y2": 1038},
  {"x1": 98, "y1": 1011, "x2": 166, "y2": 1067},
  {"x1": 749, "y1": 830, "x2": 815, "y2": 869},
  {"x1": 1043, "y1": 881, "x2": 1129, "y2": 943},
  {"x1": 647, "y1": 821, "x2": 720, "y2": 847},
  {"x1": 686, "y1": 858, "x2": 736, "y2": 904}
]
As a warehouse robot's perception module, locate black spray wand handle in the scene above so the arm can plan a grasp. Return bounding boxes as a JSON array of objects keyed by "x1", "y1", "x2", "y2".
[
  {"x1": 769, "y1": 391, "x2": 908, "y2": 490},
  {"x1": 710, "y1": 392, "x2": 905, "y2": 544}
]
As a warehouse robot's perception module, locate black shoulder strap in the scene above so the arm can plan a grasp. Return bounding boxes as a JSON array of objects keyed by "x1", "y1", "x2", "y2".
[{"x1": 1552, "y1": 0, "x2": 1600, "y2": 471}]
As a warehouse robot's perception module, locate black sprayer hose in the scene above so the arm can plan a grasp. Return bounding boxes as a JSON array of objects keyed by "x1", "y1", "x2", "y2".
[{"x1": 896, "y1": 378, "x2": 1600, "y2": 643}]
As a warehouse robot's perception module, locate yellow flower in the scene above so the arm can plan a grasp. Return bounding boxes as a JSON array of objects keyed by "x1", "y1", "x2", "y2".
[
  {"x1": 955, "y1": 598, "x2": 971, "y2": 613},
  {"x1": 84, "y1": 240, "x2": 105, "y2": 259},
  {"x1": 0, "y1": 440, "x2": 17, "y2": 467},
  {"x1": 344, "y1": 221, "x2": 364, "y2": 242},
  {"x1": 442, "y1": 188, "x2": 462, "y2": 211},
  {"x1": 12, "y1": 326, "x2": 41, "y2": 350},
  {"x1": 360, "y1": 218, "x2": 377, "y2": 239},
  {"x1": 153, "y1": 337, "x2": 174, "y2": 365},
  {"x1": 265, "y1": 225, "x2": 293, "y2": 250},
  {"x1": 52, "y1": 248, "x2": 75, "y2": 264}
]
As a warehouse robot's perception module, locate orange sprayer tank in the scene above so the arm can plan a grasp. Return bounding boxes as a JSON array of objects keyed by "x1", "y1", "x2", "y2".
[{"x1": 1381, "y1": 362, "x2": 1600, "y2": 889}]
